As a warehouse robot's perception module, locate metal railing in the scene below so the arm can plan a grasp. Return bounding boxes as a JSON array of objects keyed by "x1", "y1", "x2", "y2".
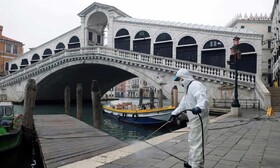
[{"x1": 212, "y1": 98, "x2": 260, "y2": 109}]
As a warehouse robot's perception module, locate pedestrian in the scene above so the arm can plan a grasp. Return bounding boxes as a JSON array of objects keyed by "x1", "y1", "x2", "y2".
[{"x1": 168, "y1": 68, "x2": 209, "y2": 168}]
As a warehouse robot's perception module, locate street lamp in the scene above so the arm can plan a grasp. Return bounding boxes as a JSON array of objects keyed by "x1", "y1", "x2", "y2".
[{"x1": 230, "y1": 36, "x2": 241, "y2": 108}]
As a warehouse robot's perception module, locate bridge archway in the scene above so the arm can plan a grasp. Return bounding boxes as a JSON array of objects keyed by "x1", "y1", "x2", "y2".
[
  {"x1": 230, "y1": 43, "x2": 257, "y2": 73},
  {"x1": 176, "y1": 36, "x2": 197, "y2": 62},
  {"x1": 115, "y1": 28, "x2": 130, "y2": 50},
  {"x1": 154, "y1": 33, "x2": 173, "y2": 58},
  {"x1": 201, "y1": 39, "x2": 225, "y2": 68},
  {"x1": 87, "y1": 11, "x2": 108, "y2": 46}
]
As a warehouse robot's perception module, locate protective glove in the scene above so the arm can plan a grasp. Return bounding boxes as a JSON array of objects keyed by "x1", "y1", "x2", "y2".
[
  {"x1": 168, "y1": 114, "x2": 177, "y2": 122},
  {"x1": 191, "y1": 107, "x2": 202, "y2": 115}
]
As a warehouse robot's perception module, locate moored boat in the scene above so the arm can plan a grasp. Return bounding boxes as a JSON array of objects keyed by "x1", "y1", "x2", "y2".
[
  {"x1": 103, "y1": 101, "x2": 175, "y2": 125},
  {"x1": 0, "y1": 102, "x2": 23, "y2": 167}
]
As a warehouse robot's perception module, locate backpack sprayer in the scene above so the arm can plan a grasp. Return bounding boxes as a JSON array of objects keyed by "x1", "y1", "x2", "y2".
[{"x1": 142, "y1": 109, "x2": 205, "y2": 163}]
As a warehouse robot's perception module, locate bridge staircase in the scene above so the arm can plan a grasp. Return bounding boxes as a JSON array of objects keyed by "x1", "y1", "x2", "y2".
[{"x1": 267, "y1": 87, "x2": 280, "y2": 112}]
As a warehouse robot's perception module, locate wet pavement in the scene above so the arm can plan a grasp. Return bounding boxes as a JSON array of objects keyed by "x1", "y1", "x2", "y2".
[{"x1": 61, "y1": 109, "x2": 280, "y2": 168}]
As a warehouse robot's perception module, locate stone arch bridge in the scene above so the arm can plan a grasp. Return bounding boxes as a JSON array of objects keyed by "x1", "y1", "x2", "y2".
[{"x1": 0, "y1": 46, "x2": 269, "y2": 109}]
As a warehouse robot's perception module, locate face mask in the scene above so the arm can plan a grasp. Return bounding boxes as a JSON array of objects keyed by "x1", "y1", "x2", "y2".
[{"x1": 179, "y1": 78, "x2": 184, "y2": 87}]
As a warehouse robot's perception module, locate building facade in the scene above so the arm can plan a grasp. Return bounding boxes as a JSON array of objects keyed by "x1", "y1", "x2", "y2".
[
  {"x1": 227, "y1": 13, "x2": 273, "y2": 86},
  {"x1": 0, "y1": 25, "x2": 24, "y2": 76},
  {"x1": 271, "y1": 0, "x2": 280, "y2": 86}
]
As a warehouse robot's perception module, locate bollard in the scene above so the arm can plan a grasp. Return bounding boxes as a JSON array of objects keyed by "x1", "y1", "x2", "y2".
[
  {"x1": 22, "y1": 79, "x2": 37, "y2": 147},
  {"x1": 158, "y1": 88, "x2": 163, "y2": 108},
  {"x1": 91, "y1": 80, "x2": 103, "y2": 128},
  {"x1": 76, "y1": 83, "x2": 83, "y2": 120},
  {"x1": 64, "y1": 86, "x2": 70, "y2": 115}
]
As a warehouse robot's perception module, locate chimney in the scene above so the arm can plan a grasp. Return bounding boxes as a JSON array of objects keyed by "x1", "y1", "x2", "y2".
[{"x1": 0, "y1": 25, "x2": 3, "y2": 36}]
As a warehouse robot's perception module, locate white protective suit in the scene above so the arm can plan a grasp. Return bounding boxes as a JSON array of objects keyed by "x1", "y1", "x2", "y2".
[{"x1": 171, "y1": 68, "x2": 209, "y2": 168}]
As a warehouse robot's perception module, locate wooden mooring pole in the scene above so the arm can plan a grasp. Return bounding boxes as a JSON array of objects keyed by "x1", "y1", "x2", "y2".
[
  {"x1": 76, "y1": 83, "x2": 83, "y2": 120},
  {"x1": 22, "y1": 79, "x2": 37, "y2": 146},
  {"x1": 158, "y1": 88, "x2": 163, "y2": 108},
  {"x1": 149, "y1": 88, "x2": 155, "y2": 109},
  {"x1": 64, "y1": 86, "x2": 70, "y2": 115},
  {"x1": 91, "y1": 80, "x2": 103, "y2": 128},
  {"x1": 172, "y1": 86, "x2": 178, "y2": 107},
  {"x1": 139, "y1": 88, "x2": 143, "y2": 107}
]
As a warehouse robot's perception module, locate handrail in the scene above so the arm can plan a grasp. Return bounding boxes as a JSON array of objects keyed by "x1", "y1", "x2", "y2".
[
  {"x1": 212, "y1": 98, "x2": 260, "y2": 109},
  {"x1": 1, "y1": 46, "x2": 256, "y2": 88}
]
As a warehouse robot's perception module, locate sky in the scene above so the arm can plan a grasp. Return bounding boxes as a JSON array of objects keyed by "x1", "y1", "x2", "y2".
[{"x1": 0, "y1": 0, "x2": 274, "y2": 52}]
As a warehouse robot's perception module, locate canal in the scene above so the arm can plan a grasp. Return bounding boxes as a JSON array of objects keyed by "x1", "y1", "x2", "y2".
[{"x1": 14, "y1": 98, "x2": 180, "y2": 143}]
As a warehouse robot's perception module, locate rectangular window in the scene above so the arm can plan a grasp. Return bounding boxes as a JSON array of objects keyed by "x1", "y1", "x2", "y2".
[
  {"x1": 268, "y1": 26, "x2": 271, "y2": 32},
  {"x1": 13, "y1": 45, "x2": 18, "y2": 54},
  {"x1": 97, "y1": 35, "x2": 101, "y2": 44},
  {"x1": 88, "y1": 32, "x2": 93, "y2": 41},
  {"x1": 5, "y1": 44, "x2": 11, "y2": 53},
  {"x1": 268, "y1": 40, "x2": 271, "y2": 49},
  {"x1": 241, "y1": 25, "x2": 245, "y2": 29}
]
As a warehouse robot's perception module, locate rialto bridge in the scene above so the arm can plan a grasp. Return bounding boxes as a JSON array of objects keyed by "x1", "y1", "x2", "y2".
[{"x1": 0, "y1": 2, "x2": 271, "y2": 109}]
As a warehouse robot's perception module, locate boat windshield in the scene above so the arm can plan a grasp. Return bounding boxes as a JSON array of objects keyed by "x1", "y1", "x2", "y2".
[
  {"x1": 5, "y1": 107, "x2": 13, "y2": 117},
  {"x1": 0, "y1": 107, "x2": 4, "y2": 119}
]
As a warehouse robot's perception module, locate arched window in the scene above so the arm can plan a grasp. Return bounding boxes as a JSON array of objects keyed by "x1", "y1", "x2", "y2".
[
  {"x1": 42, "y1": 48, "x2": 52, "y2": 59},
  {"x1": 201, "y1": 40, "x2": 225, "y2": 67},
  {"x1": 154, "y1": 33, "x2": 172, "y2": 58},
  {"x1": 231, "y1": 43, "x2": 257, "y2": 73},
  {"x1": 176, "y1": 36, "x2": 197, "y2": 62},
  {"x1": 68, "y1": 36, "x2": 80, "y2": 49},
  {"x1": 20, "y1": 59, "x2": 29, "y2": 69},
  {"x1": 10, "y1": 64, "x2": 18, "y2": 73},
  {"x1": 133, "y1": 30, "x2": 151, "y2": 54},
  {"x1": 31, "y1": 54, "x2": 40, "y2": 64},
  {"x1": 55, "y1": 42, "x2": 65, "y2": 53},
  {"x1": 115, "y1": 28, "x2": 130, "y2": 51}
]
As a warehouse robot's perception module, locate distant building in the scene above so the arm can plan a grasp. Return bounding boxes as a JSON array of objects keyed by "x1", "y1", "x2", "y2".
[
  {"x1": 115, "y1": 81, "x2": 126, "y2": 97},
  {"x1": 227, "y1": 13, "x2": 272, "y2": 86},
  {"x1": 0, "y1": 25, "x2": 24, "y2": 76}
]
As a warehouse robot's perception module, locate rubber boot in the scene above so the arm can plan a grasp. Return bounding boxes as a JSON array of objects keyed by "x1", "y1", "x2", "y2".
[{"x1": 184, "y1": 162, "x2": 192, "y2": 168}]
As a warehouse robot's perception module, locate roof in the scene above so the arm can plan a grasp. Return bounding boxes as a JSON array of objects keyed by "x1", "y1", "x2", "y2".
[
  {"x1": 115, "y1": 17, "x2": 261, "y2": 35},
  {"x1": 78, "y1": 2, "x2": 130, "y2": 18},
  {"x1": 0, "y1": 102, "x2": 13, "y2": 107},
  {"x1": 0, "y1": 35, "x2": 23, "y2": 44}
]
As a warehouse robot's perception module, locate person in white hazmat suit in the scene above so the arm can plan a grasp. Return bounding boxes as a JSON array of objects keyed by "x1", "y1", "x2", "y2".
[{"x1": 168, "y1": 68, "x2": 209, "y2": 168}]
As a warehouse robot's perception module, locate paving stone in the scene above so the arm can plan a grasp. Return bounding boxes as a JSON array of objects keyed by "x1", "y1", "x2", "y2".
[
  {"x1": 238, "y1": 160, "x2": 260, "y2": 168},
  {"x1": 223, "y1": 150, "x2": 246, "y2": 162},
  {"x1": 204, "y1": 160, "x2": 217, "y2": 168},
  {"x1": 206, "y1": 154, "x2": 222, "y2": 161},
  {"x1": 217, "y1": 159, "x2": 239, "y2": 167},
  {"x1": 98, "y1": 164, "x2": 123, "y2": 168},
  {"x1": 210, "y1": 146, "x2": 231, "y2": 156},
  {"x1": 153, "y1": 156, "x2": 178, "y2": 168}
]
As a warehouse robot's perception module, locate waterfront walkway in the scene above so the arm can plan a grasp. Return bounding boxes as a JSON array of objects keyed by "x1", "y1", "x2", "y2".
[
  {"x1": 34, "y1": 114, "x2": 127, "y2": 168},
  {"x1": 60, "y1": 109, "x2": 280, "y2": 168}
]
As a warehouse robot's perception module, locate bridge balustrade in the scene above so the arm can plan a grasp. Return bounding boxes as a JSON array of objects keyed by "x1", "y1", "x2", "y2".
[{"x1": 1, "y1": 46, "x2": 256, "y2": 89}]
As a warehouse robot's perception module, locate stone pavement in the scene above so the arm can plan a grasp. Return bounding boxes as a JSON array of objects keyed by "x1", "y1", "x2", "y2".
[{"x1": 62, "y1": 109, "x2": 280, "y2": 168}]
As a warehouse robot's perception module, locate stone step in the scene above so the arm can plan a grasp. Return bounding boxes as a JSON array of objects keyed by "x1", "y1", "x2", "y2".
[{"x1": 271, "y1": 107, "x2": 280, "y2": 112}]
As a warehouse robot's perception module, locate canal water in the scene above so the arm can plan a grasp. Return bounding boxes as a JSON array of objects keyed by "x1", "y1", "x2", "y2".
[{"x1": 14, "y1": 98, "x2": 180, "y2": 143}]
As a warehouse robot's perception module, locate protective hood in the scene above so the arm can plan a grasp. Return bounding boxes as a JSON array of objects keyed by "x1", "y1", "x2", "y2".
[{"x1": 174, "y1": 68, "x2": 194, "y2": 87}]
